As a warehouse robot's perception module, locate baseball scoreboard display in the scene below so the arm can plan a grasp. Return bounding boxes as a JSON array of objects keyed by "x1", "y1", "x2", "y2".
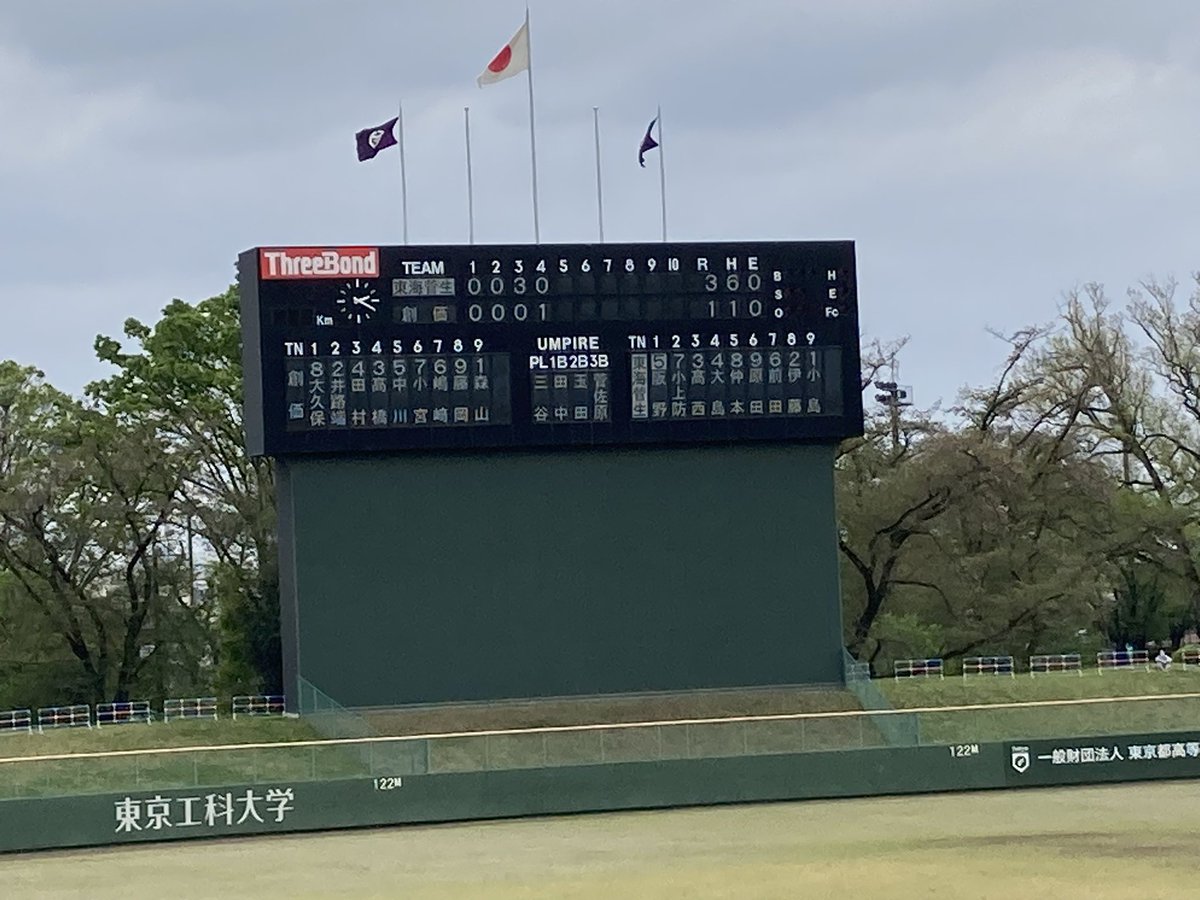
[{"x1": 238, "y1": 241, "x2": 863, "y2": 456}]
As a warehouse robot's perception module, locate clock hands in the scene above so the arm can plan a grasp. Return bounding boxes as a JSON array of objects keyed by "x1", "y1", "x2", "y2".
[{"x1": 336, "y1": 282, "x2": 380, "y2": 321}]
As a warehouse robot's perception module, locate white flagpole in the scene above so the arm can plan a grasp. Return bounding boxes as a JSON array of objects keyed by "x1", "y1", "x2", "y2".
[
  {"x1": 464, "y1": 106, "x2": 475, "y2": 244},
  {"x1": 398, "y1": 100, "x2": 409, "y2": 245},
  {"x1": 525, "y1": 7, "x2": 541, "y2": 242},
  {"x1": 656, "y1": 104, "x2": 667, "y2": 242},
  {"x1": 593, "y1": 106, "x2": 604, "y2": 242}
]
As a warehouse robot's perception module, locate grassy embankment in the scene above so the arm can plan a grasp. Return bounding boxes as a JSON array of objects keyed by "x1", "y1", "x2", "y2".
[
  {"x1": 1, "y1": 671, "x2": 1197, "y2": 798},
  {"x1": 881, "y1": 667, "x2": 1200, "y2": 743},
  {"x1": 0, "y1": 717, "x2": 350, "y2": 800}
]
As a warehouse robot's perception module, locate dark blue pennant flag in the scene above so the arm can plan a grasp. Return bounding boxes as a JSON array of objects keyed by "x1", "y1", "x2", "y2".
[
  {"x1": 638, "y1": 117, "x2": 659, "y2": 167},
  {"x1": 355, "y1": 117, "x2": 399, "y2": 162}
]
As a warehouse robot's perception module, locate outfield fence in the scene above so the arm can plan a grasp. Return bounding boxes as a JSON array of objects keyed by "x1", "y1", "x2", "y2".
[
  {"x1": 1, "y1": 692, "x2": 1199, "y2": 803},
  {"x1": 0, "y1": 710, "x2": 33, "y2": 735},
  {"x1": 870, "y1": 650, "x2": 1197, "y2": 677},
  {"x1": 296, "y1": 678, "x2": 378, "y2": 740},
  {"x1": 96, "y1": 702, "x2": 153, "y2": 727},
  {"x1": 963, "y1": 656, "x2": 1015, "y2": 678},
  {"x1": 1098, "y1": 650, "x2": 1151, "y2": 673},
  {"x1": 893, "y1": 658, "x2": 944, "y2": 679},
  {"x1": 163, "y1": 698, "x2": 219, "y2": 723},
  {"x1": 0, "y1": 696, "x2": 284, "y2": 735},
  {"x1": 842, "y1": 651, "x2": 918, "y2": 747},
  {"x1": 1029, "y1": 654, "x2": 1083, "y2": 676},
  {"x1": 37, "y1": 706, "x2": 91, "y2": 732},
  {"x1": 232, "y1": 695, "x2": 286, "y2": 719}
]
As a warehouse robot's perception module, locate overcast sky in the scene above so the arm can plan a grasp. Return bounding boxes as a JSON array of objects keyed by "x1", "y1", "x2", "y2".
[{"x1": 1, "y1": 1, "x2": 1197, "y2": 407}]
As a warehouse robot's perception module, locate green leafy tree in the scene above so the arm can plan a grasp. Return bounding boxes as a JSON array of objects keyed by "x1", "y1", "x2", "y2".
[
  {"x1": 979, "y1": 284, "x2": 1200, "y2": 638},
  {"x1": 89, "y1": 287, "x2": 281, "y2": 694},
  {"x1": 836, "y1": 414, "x2": 960, "y2": 663},
  {"x1": 0, "y1": 362, "x2": 193, "y2": 703},
  {"x1": 0, "y1": 565, "x2": 93, "y2": 708},
  {"x1": 840, "y1": 324, "x2": 1126, "y2": 669}
]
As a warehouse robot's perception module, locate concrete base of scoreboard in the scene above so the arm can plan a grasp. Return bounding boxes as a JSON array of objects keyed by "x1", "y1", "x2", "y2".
[{"x1": 3, "y1": 730, "x2": 1199, "y2": 853}]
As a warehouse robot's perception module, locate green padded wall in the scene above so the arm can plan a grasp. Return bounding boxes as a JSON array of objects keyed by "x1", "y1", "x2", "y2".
[
  {"x1": 277, "y1": 443, "x2": 844, "y2": 707},
  {"x1": 7, "y1": 732, "x2": 1200, "y2": 852}
]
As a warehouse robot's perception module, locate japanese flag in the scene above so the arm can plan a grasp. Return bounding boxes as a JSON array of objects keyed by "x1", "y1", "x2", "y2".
[{"x1": 477, "y1": 20, "x2": 530, "y2": 87}]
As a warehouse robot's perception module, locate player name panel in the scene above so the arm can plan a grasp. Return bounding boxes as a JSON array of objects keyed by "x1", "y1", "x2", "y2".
[
  {"x1": 240, "y1": 242, "x2": 863, "y2": 455},
  {"x1": 630, "y1": 345, "x2": 839, "y2": 421},
  {"x1": 286, "y1": 353, "x2": 511, "y2": 430}
]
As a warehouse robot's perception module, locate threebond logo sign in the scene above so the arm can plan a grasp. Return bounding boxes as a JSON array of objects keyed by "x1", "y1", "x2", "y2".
[{"x1": 259, "y1": 247, "x2": 379, "y2": 279}]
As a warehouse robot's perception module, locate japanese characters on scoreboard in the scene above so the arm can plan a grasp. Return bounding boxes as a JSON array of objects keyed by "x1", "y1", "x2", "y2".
[{"x1": 238, "y1": 241, "x2": 863, "y2": 456}]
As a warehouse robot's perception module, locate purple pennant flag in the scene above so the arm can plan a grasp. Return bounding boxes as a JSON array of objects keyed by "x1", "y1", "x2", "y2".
[
  {"x1": 355, "y1": 117, "x2": 399, "y2": 162},
  {"x1": 638, "y1": 117, "x2": 659, "y2": 167}
]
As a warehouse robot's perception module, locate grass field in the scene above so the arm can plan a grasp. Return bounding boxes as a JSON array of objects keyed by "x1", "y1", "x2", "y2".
[
  {"x1": 882, "y1": 667, "x2": 1200, "y2": 706},
  {"x1": 360, "y1": 684, "x2": 863, "y2": 734},
  {"x1": 883, "y1": 669, "x2": 1200, "y2": 743},
  {"x1": 0, "y1": 717, "x2": 316, "y2": 759},
  {"x1": 2, "y1": 780, "x2": 1196, "y2": 898}
]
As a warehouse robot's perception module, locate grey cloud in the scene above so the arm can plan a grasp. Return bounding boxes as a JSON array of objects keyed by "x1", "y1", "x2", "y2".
[{"x1": 0, "y1": 1, "x2": 1197, "y2": 401}]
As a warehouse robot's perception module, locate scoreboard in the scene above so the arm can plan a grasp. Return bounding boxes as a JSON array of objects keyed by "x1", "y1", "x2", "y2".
[{"x1": 238, "y1": 241, "x2": 863, "y2": 456}]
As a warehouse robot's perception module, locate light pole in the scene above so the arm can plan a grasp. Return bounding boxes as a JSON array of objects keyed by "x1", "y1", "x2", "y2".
[{"x1": 873, "y1": 381, "x2": 913, "y2": 453}]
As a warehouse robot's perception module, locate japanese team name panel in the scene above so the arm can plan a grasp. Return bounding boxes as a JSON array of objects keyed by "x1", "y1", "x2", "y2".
[{"x1": 240, "y1": 241, "x2": 863, "y2": 455}]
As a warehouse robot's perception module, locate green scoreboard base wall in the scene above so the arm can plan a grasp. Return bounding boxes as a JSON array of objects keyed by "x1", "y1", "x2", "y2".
[
  {"x1": 277, "y1": 443, "x2": 846, "y2": 709},
  {"x1": 3, "y1": 731, "x2": 1200, "y2": 854}
]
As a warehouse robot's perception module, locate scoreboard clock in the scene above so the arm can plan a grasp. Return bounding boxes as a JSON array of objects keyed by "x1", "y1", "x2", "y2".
[{"x1": 238, "y1": 241, "x2": 864, "y2": 456}]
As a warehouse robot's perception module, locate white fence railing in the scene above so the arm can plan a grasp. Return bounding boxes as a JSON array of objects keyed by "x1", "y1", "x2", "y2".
[
  {"x1": 163, "y1": 697, "x2": 219, "y2": 722},
  {"x1": 962, "y1": 656, "x2": 1015, "y2": 677},
  {"x1": 0, "y1": 709, "x2": 33, "y2": 735},
  {"x1": 96, "y1": 701, "x2": 153, "y2": 727},
  {"x1": 231, "y1": 695, "x2": 286, "y2": 719},
  {"x1": 893, "y1": 658, "x2": 944, "y2": 680},
  {"x1": 1098, "y1": 650, "x2": 1150, "y2": 673},
  {"x1": 37, "y1": 705, "x2": 92, "y2": 732},
  {"x1": 1029, "y1": 654, "x2": 1082, "y2": 676}
]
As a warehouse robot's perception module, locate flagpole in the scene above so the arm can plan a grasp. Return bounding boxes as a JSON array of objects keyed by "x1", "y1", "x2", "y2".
[
  {"x1": 398, "y1": 100, "x2": 409, "y2": 245},
  {"x1": 593, "y1": 106, "x2": 604, "y2": 242},
  {"x1": 464, "y1": 106, "x2": 475, "y2": 244},
  {"x1": 525, "y1": 7, "x2": 541, "y2": 242},
  {"x1": 656, "y1": 104, "x2": 667, "y2": 242}
]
